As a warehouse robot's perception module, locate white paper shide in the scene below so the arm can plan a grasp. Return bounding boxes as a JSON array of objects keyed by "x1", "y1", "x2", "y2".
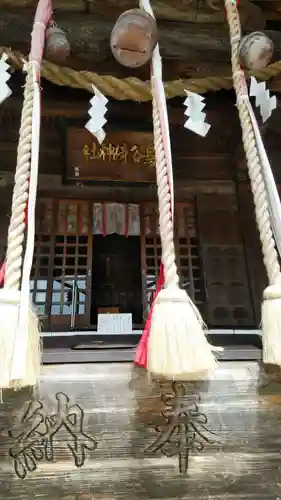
[
  {"x1": 85, "y1": 85, "x2": 108, "y2": 144},
  {"x1": 0, "y1": 53, "x2": 12, "y2": 106},
  {"x1": 250, "y1": 76, "x2": 277, "y2": 123},
  {"x1": 183, "y1": 90, "x2": 210, "y2": 137}
]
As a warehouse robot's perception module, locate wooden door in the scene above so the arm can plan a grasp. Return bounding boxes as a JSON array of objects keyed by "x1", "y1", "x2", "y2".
[
  {"x1": 91, "y1": 234, "x2": 143, "y2": 326},
  {"x1": 31, "y1": 199, "x2": 92, "y2": 331},
  {"x1": 236, "y1": 183, "x2": 266, "y2": 325},
  {"x1": 197, "y1": 193, "x2": 255, "y2": 327}
]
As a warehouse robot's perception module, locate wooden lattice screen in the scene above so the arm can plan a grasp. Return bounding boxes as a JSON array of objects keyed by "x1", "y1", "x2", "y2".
[
  {"x1": 32, "y1": 199, "x2": 92, "y2": 330},
  {"x1": 141, "y1": 201, "x2": 205, "y2": 320}
]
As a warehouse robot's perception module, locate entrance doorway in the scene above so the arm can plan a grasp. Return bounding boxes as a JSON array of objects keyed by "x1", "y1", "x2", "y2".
[{"x1": 91, "y1": 235, "x2": 143, "y2": 327}]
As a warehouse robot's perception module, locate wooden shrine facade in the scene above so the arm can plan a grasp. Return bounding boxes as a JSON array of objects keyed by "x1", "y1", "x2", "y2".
[
  {"x1": 30, "y1": 191, "x2": 258, "y2": 332},
  {"x1": 0, "y1": 84, "x2": 277, "y2": 333}
]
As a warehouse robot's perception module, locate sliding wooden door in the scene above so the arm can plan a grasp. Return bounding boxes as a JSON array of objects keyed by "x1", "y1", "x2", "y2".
[
  {"x1": 197, "y1": 193, "x2": 254, "y2": 327},
  {"x1": 31, "y1": 199, "x2": 92, "y2": 331}
]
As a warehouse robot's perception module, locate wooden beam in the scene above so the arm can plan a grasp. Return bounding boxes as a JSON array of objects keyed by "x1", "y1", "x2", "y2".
[
  {"x1": 1, "y1": 94, "x2": 241, "y2": 130},
  {"x1": 0, "y1": 8, "x2": 270, "y2": 71},
  {"x1": 269, "y1": 75, "x2": 281, "y2": 92},
  {"x1": 0, "y1": 0, "x2": 264, "y2": 26},
  {"x1": 253, "y1": 1, "x2": 281, "y2": 20}
]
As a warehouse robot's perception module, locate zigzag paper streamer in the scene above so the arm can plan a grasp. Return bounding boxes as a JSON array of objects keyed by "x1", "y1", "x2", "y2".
[
  {"x1": 85, "y1": 85, "x2": 108, "y2": 144},
  {"x1": 0, "y1": 53, "x2": 12, "y2": 105},
  {"x1": 184, "y1": 90, "x2": 210, "y2": 137},
  {"x1": 249, "y1": 77, "x2": 277, "y2": 123}
]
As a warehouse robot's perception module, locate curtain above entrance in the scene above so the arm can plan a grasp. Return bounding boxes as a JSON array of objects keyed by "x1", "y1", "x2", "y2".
[{"x1": 93, "y1": 203, "x2": 140, "y2": 236}]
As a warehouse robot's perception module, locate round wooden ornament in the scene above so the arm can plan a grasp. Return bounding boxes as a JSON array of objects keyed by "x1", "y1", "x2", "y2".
[
  {"x1": 45, "y1": 25, "x2": 70, "y2": 62},
  {"x1": 239, "y1": 32, "x2": 274, "y2": 71},
  {"x1": 110, "y1": 9, "x2": 158, "y2": 68}
]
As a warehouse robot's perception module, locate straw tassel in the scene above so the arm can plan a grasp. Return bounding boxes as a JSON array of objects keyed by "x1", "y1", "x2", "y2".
[
  {"x1": 225, "y1": 0, "x2": 281, "y2": 367},
  {"x1": 0, "y1": 0, "x2": 52, "y2": 390},
  {"x1": 134, "y1": 263, "x2": 164, "y2": 368},
  {"x1": 139, "y1": 0, "x2": 217, "y2": 380}
]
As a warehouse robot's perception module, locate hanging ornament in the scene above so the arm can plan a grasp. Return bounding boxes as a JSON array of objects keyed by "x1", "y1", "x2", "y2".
[
  {"x1": 110, "y1": 8, "x2": 158, "y2": 68},
  {"x1": 183, "y1": 91, "x2": 210, "y2": 137},
  {"x1": 85, "y1": 85, "x2": 108, "y2": 144},
  {"x1": 249, "y1": 76, "x2": 277, "y2": 123},
  {"x1": 0, "y1": 53, "x2": 12, "y2": 105},
  {"x1": 45, "y1": 22, "x2": 70, "y2": 62},
  {"x1": 239, "y1": 32, "x2": 274, "y2": 71}
]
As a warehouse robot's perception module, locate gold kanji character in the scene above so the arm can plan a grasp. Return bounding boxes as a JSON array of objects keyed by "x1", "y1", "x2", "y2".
[
  {"x1": 83, "y1": 145, "x2": 90, "y2": 162},
  {"x1": 118, "y1": 143, "x2": 129, "y2": 163},
  {"x1": 131, "y1": 145, "x2": 145, "y2": 164},
  {"x1": 107, "y1": 142, "x2": 119, "y2": 161},
  {"x1": 98, "y1": 144, "x2": 108, "y2": 161},
  {"x1": 90, "y1": 142, "x2": 99, "y2": 160},
  {"x1": 144, "y1": 144, "x2": 155, "y2": 167}
]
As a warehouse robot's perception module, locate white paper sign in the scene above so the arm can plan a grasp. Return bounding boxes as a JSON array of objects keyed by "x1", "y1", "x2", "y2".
[{"x1": 97, "y1": 313, "x2": 133, "y2": 334}]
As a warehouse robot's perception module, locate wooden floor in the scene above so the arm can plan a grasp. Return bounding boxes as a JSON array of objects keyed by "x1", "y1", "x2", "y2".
[{"x1": 0, "y1": 361, "x2": 281, "y2": 499}]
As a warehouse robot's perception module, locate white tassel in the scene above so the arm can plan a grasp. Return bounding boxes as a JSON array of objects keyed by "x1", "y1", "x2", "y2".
[
  {"x1": 11, "y1": 69, "x2": 42, "y2": 387},
  {"x1": 147, "y1": 288, "x2": 218, "y2": 380},
  {"x1": 0, "y1": 290, "x2": 41, "y2": 389},
  {"x1": 1, "y1": 66, "x2": 42, "y2": 389},
  {"x1": 139, "y1": 0, "x2": 217, "y2": 381},
  {"x1": 244, "y1": 98, "x2": 281, "y2": 366},
  {"x1": 262, "y1": 283, "x2": 281, "y2": 366}
]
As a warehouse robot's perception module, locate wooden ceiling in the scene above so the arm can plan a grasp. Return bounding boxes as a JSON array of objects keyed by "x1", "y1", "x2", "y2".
[{"x1": 1, "y1": 1, "x2": 281, "y2": 80}]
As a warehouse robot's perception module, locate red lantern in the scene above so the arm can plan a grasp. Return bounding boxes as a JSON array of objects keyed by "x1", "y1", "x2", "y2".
[
  {"x1": 45, "y1": 23, "x2": 70, "y2": 62},
  {"x1": 110, "y1": 9, "x2": 158, "y2": 68}
]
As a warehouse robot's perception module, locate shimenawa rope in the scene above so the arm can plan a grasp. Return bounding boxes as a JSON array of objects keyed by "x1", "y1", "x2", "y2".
[{"x1": 1, "y1": 46, "x2": 281, "y2": 101}]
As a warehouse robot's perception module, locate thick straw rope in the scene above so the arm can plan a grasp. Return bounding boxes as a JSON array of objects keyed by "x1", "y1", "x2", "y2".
[
  {"x1": 225, "y1": 0, "x2": 280, "y2": 286},
  {"x1": 152, "y1": 92, "x2": 179, "y2": 288},
  {"x1": 2, "y1": 47, "x2": 281, "y2": 101},
  {"x1": 5, "y1": 66, "x2": 34, "y2": 290}
]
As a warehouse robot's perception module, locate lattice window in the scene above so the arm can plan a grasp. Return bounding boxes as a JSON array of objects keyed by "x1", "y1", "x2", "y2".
[
  {"x1": 30, "y1": 199, "x2": 54, "y2": 316},
  {"x1": 50, "y1": 201, "x2": 90, "y2": 323},
  {"x1": 30, "y1": 234, "x2": 51, "y2": 316},
  {"x1": 141, "y1": 201, "x2": 204, "y2": 317},
  {"x1": 176, "y1": 203, "x2": 205, "y2": 308},
  {"x1": 142, "y1": 204, "x2": 161, "y2": 312},
  {"x1": 31, "y1": 199, "x2": 91, "y2": 328},
  {"x1": 51, "y1": 235, "x2": 88, "y2": 317}
]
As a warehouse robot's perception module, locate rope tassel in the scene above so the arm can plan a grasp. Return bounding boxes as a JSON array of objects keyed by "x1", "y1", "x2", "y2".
[
  {"x1": 138, "y1": 0, "x2": 218, "y2": 380},
  {"x1": 0, "y1": 0, "x2": 52, "y2": 390},
  {"x1": 224, "y1": 0, "x2": 281, "y2": 367}
]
